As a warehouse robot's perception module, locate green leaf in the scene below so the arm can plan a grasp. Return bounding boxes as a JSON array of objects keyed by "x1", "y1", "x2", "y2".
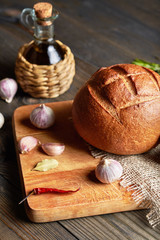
[
  {"x1": 132, "y1": 59, "x2": 160, "y2": 74},
  {"x1": 32, "y1": 159, "x2": 58, "y2": 172}
]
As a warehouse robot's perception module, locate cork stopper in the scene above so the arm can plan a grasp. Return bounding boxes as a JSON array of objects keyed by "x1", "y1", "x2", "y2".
[{"x1": 33, "y1": 2, "x2": 53, "y2": 25}]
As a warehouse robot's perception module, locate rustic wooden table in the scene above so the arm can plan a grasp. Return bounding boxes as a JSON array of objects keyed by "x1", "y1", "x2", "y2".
[{"x1": 0, "y1": 0, "x2": 160, "y2": 239}]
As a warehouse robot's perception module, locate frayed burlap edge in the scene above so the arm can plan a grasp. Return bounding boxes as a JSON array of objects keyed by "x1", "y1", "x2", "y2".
[{"x1": 88, "y1": 144, "x2": 160, "y2": 228}]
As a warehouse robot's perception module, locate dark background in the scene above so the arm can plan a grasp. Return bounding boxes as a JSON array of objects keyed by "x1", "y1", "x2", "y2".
[{"x1": 0, "y1": 0, "x2": 160, "y2": 239}]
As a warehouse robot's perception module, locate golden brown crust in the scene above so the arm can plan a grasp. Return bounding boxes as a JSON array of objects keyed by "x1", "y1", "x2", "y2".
[{"x1": 72, "y1": 64, "x2": 160, "y2": 155}]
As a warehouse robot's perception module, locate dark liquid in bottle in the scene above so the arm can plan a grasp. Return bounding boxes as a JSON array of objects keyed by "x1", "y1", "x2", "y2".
[{"x1": 24, "y1": 41, "x2": 64, "y2": 65}]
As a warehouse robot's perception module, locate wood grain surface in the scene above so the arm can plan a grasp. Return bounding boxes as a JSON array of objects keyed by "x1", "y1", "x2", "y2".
[
  {"x1": 0, "y1": 0, "x2": 160, "y2": 239},
  {"x1": 12, "y1": 100, "x2": 141, "y2": 223}
]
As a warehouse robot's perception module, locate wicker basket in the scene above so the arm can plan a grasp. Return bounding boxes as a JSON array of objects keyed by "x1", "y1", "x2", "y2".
[{"x1": 15, "y1": 40, "x2": 75, "y2": 98}]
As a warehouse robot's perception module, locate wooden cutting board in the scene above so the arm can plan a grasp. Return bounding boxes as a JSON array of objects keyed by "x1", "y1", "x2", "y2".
[{"x1": 12, "y1": 100, "x2": 142, "y2": 223}]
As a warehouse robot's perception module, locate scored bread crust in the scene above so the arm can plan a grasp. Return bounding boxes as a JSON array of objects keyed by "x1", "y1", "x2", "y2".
[{"x1": 72, "y1": 64, "x2": 160, "y2": 155}]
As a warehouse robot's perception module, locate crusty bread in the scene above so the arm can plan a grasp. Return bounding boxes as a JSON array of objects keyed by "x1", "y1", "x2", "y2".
[{"x1": 72, "y1": 64, "x2": 160, "y2": 155}]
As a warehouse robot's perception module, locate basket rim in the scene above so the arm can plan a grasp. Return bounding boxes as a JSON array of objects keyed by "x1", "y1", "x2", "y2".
[{"x1": 17, "y1": 40, "x2": 71, "y2": 69}]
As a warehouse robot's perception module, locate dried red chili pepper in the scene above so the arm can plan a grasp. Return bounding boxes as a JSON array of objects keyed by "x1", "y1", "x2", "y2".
[
  {"x1": 33, "y1": 187, "x2": 80, "y2": 194},
  {"x1": 19, "y1": 187, "x2": 80, "y2": 205}
]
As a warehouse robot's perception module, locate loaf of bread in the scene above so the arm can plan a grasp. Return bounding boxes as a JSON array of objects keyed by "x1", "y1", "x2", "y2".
[{"x1": 72, "y1": 64, "x2": 160, "y2": 155}]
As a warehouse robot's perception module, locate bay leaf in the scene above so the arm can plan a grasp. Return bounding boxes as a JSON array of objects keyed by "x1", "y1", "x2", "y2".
[{"x1": 32, "y1": 158, "x2": 58, "y2": 172}]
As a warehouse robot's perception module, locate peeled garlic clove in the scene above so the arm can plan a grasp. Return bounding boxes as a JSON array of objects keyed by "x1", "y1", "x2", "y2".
[
  {"x1": 41, "y1": 143, "x2": 65, "y2": 156},
  {"x1": 18, "y1": 136, "x2": 40, "y2": 154},
  {"x1": 0, "y1": 78, "x2": 18, "y2": 103},
  {"x1": 0, "y1": 112, "x2": 4, "y2": 129},
  {"x1": 95, "y1": 159, "x2": 123, "y2": 184},
  {"x1": 30, "y1": 104, "x2": 55, "y2": 129}
]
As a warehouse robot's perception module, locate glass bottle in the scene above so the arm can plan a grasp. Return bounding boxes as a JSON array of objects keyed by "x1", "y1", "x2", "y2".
[{"x1": 20, "y1": 2, "x2": 64, "y2": 65}]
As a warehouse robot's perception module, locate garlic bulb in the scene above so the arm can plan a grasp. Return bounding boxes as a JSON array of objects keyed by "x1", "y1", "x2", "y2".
[
  {"x1": 30, "y1": 104, "x2": 55, "y2": 129},
  {"x1": 0, "y1": 112, "x2": 4, "y2": 129},
  {"x1": 18, "y1": 136, "x2": 40, "y2": 154},
  {"x1": 42, "y1": 143, "x2": 65, "y2": 156},
  {"x1": 95, "y1": 159, "x2": 123, "y2": 183},
  {"x1": 0, "y1": 78, "x2": 18, "y2": 103}
]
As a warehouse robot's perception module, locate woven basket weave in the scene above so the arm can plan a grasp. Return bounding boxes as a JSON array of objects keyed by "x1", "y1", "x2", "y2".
[{"x1": 15, "y1": 40, "x2": 75, "y2": 98}]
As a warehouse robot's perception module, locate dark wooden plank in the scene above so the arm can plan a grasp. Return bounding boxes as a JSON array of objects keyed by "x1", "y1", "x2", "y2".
[
  {"x1": 54, "y1": 0, "x2": 160, "y2": 66},
  {"x1": 59, "y1": 212, "x2": 160, "y2": 240},
  {"x1": 0, "y1": 221, "x2": 23, "y2": 240},
  {"x1": 0, "y1": 176, "x2": 77, "y2": 240},
  {"x1": 0, "y1": 0, "x2": 160, "y2": 239}
]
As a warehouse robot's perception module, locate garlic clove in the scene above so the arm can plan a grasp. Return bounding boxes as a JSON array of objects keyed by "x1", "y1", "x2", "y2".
[
  {"x1": 0, "y1": 78, "x2": 18, "y2": 103},
  {"x1": 18, "y1": 136, "x2": 40, "y2": 154},
  {"x1": 0, "y1": 112, "x2": 4, "y2": 129},
  {"x1": 95, "y1": 159, "x2": 123, "y2": 184},
  {"x1": 41, "y1": 143, "x2": 65, "y2": 156},
  {"x1": 30, "y1": 104, "x2": 55, "y2": 129}
]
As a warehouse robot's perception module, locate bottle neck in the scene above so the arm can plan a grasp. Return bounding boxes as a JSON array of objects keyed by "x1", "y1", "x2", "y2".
[{"x1": 33, "y1": 23, "x2": 55, "y2": 44}]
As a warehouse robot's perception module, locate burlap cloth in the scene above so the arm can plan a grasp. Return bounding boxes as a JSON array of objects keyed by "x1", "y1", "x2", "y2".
[{"x1": 89, "y1": 143, "x2": 160, "y2": 228}]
